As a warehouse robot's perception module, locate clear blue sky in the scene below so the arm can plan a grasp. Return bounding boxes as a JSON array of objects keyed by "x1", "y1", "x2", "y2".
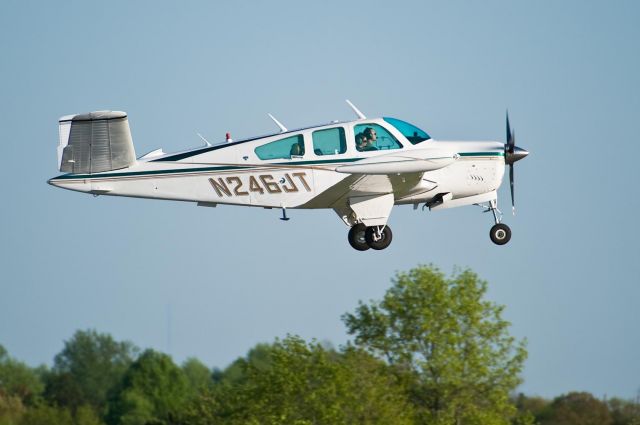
[{"x1": 1, "y1": 0, "x2": 638, "y2": 399}]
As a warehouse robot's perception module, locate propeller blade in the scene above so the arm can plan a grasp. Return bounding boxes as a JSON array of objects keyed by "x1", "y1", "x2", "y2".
[
  {"x1": 505, "y1": 112, "x2": 527, "y2": 214},
  {"x1": 506, "y1": 112, "x2": 511, "y2": 145},
  {"x1": 509, "y1": 163, "x2": 515, "y2": 214},
  {"x1": 506, "y1": 112, "x2": 515, "y2": 153}
]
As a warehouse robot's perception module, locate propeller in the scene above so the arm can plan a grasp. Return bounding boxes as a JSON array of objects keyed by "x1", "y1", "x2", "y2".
[{"x1": 504, "y1": 112, "x2": 529, "y2": 213}]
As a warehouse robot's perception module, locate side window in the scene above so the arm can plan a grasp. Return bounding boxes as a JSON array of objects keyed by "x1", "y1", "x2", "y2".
[
  {"x1": 254, "y1": 135, "x2": 305, "y2": 160},
  {"x1": 312, "y1": 127, "x2": 346, "y2": 156},
  {"x1": 354, "y1": 123, "x2": 403, "y2": 152}
]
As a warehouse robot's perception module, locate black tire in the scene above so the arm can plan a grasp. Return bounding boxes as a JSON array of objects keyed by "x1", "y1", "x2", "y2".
[
  {"x1": 348, "y1": 223, "x2": 370, "y2": 251},
  {"x1": 365, "y1": 225, "x2": 393, "y2": 250},
  {"x1": 490, "y1": 223, "x2": 511, "y2": 245}
]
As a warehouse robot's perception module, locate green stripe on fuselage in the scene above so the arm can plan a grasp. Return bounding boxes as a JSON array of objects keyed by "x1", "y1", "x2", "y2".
[
  {"x1": 50, "y1": 158, "x2": 362, "y2": 181},
  {"x1": 459, "y1": 151, "x2": 504, "y2": 157},
  {"x1": 50, "y1": 152, "x2": 503, "y2": 181}
]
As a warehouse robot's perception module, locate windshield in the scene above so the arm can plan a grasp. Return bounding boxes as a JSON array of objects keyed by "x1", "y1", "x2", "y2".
[{"x1": 383, "y1": 117, "x2": 431, "y2": 144}]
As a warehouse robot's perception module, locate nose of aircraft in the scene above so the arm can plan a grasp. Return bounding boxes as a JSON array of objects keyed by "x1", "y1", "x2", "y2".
[{"x1": 505, "y1": 146, "x2": 529, "y2": 165}]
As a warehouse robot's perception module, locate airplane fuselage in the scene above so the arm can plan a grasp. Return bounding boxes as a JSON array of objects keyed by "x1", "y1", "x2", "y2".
[
  {"x1": 49, "y1": 111, "x2": 527, "y2": 250},
  {"x1": 49, "y1": 118, "x2": 505, "y2": 210}
]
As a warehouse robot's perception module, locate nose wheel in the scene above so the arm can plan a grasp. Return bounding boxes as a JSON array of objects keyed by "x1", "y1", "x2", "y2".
[
  {"x1": 490, "y1": 223, "x2": 511, "y2": 245},
  {"x1": 484, "y1": 199, "x2": 512, "y2": 245},
  {"x1": 348, "y1": 224, "x2": 393, "y2": 251}
]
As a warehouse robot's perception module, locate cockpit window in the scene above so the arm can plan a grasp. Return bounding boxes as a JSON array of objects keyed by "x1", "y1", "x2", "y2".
[
  {"x1": 255, "y1": 135, "x2": 305, "y2": 160},
  {"x1": 383, "y1": 117, "x2": 431, "y2": 144},
  {"x1": 353, "y1": 123, "x2": 402, "y2": 151}
]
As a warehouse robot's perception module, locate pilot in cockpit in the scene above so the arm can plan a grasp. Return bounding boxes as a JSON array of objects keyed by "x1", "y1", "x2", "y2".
[
  {"x1": 363, "y1": 127, "x2": 377, "y2": 150},
  {"x1": 356, "y1": 127, "x2": 378, "y2": 151}
]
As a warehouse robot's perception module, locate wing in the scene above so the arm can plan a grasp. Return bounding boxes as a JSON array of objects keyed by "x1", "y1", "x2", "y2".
[
  {"x1": 334, "y1": 148, "x2": 457, "y2": 175},
  {"x1": 302, "y1": 149, "x2": 457, "y2": 226}
]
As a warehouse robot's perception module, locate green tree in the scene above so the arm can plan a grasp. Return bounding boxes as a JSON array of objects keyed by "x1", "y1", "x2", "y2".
[
  {"x1": 0, "y1": 345, "x2": 44, "y2": 405},
  {"x1": 181, "y1": 358, "x2": 212, "y2": 394},
  {"x1": 74, "y1": 405, "x2": 105, "y2": 425},
  {"x1": 540, "y1": 392, "x2": 612, "y2": 425},
  {"x1": 44, "y1": 330, "x2": 137, "y2": 412},
  {"x1": 513, "y1": 393, "x2": 549, "y2": 418},
  {"x1": 218, "y1": 343, "x2": 274, "y2": 385},
  {"x1": 512, "y1": 393, "x2": 547, "y2": 425},
  {"x1": 342, "y1": 265, "x2": 527, "y2": 425},
  {"x1": 609, "y1": 397, "x2": 640, "y2": 425},
  {"x1": 18, "y1": 404, "x2": 73, "y2": 425},
  {"x1": 107, "y1": 350, "x2": 189, "y2": 425},
  {"x1": 0, "y1": 393, "x2": 25, "y2": 425},
  {"x1": 184, "y1": 336, "x2": 413, "y2": 425}
]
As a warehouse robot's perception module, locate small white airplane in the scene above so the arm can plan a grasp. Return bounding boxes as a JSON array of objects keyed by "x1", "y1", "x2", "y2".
[{"x1": 48, "y1": 101, "x2": 528, "y2": 251}]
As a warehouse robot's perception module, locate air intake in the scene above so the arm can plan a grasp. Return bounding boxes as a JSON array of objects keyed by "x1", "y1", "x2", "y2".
[{"x1": 58, "y1": 111, "x2": 136, "y2": 174}]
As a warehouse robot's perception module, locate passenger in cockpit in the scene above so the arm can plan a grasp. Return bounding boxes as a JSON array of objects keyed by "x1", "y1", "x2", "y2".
[
  {"x1": 290, "y1": 140, "x2": 305, "y2": 157},
  {"x1": 355, "y1": 133, "x2": 366, "y2": 151}
]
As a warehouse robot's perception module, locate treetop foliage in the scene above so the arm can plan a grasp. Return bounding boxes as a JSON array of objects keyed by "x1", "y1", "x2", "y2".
[
  {"x1": 0, "y1": 345, "x2": 44, "y2": 405},
  {"x1": 343, "y1": 265, "x2": 527, "y2": 424},
  {"x1": 183, "y1": 336, "x2": 413, "y2": 425},
  {"x1": 0, "y1": 265, "x2": 638, "y2": 425},
  {"x1": 45, "y1": 330, "x2": 138, "y2": 412},
  {"x1": 107, "y1": 349, "x2": 189, "y2": 425}
]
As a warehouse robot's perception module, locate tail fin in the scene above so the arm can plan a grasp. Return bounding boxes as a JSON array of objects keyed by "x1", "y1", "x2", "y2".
[{"x1": 57, "y1": 111, "x2": 136, "y2": 174}]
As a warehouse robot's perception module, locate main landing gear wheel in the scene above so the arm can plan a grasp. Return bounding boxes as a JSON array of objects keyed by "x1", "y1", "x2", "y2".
[
  {"x1": 490, "y1": 223, "x2": 511, "y2": 245},
  {"x1": 364, "y1": 225, "x2": 393, "y2": 250},
  {"x1": 348, "y1": 223, "x2": 370, "y2": 251}
]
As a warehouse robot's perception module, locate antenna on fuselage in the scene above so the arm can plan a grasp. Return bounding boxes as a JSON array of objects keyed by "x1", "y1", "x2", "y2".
[
  {"x1": 267, "y1": 113, "x2": 288, "y2": 132},
  {"x1": 196, "y1": 132, "x2": 212, "y2": 147},
  {"x1": 345, "y1": 99, "x2": 366, "y2": 119}
]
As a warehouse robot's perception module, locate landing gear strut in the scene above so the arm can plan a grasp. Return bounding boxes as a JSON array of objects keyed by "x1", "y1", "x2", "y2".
[
  {"x1": 347, "y1": 224, "x2": 393, "y2": 251},
  {"x1": 365, "y1": 225, "x2": 393, "y2": 250},
  {"x1": 486, "y1": 199, "x2": 511, "y2": 245}
]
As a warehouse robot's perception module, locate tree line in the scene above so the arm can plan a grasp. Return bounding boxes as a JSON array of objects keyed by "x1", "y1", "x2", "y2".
[{"x1": 0, "y1": 265, "x2": 638, "y2": 425}]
